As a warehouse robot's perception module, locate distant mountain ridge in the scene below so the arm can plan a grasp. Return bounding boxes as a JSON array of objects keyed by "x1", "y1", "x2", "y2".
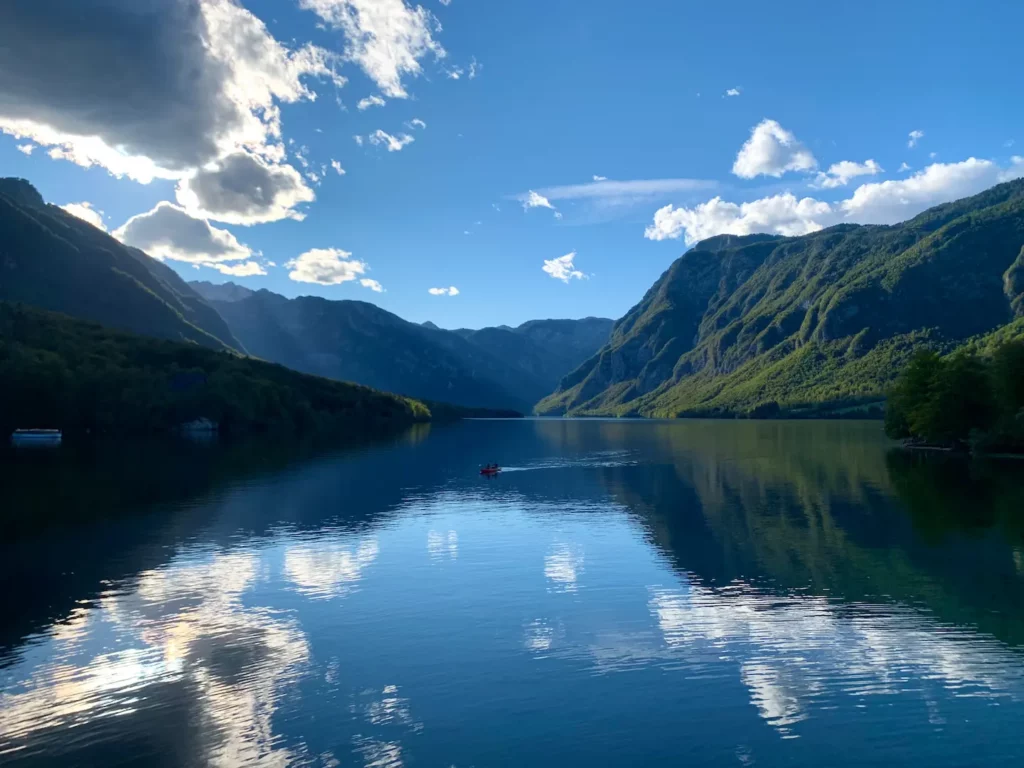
[
  {"x1": 193, "y1": 285, "x2": 613, "y2": 412},
  {"x1": 539, "y1": 179, "x2": 1024, "y2": 417},
  {"x1": 0, "y1": 178, "x2": 240, "y2": 351}
]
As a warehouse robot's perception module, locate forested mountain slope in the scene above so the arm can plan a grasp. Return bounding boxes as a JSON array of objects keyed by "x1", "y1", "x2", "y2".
[
  {"x1": 539, "y1": 179, "x2": 1024, "y2": 417},
  {"x1": 0, "y1": 178, "x2": 240, "y2": 351}
]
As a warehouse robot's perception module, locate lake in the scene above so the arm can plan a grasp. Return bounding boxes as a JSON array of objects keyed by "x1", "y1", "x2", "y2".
[{"x1": 2, "y1": 419, "x2": 1024, "y2": 767}]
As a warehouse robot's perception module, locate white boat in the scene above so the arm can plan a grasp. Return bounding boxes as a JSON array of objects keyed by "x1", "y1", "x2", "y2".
[{"x1": 10, "y1": 429, "x2": 63, "y2": 447}]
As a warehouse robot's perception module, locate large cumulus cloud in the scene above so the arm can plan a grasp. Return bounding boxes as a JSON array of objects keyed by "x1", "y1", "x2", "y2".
[{"x1": 0, "y1": 0, "x2": 339, "y2": 221}]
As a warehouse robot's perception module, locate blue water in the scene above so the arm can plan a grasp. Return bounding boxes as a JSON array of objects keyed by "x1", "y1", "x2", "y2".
[{"x1": 2, "y1": 419, "x2": 1024, "y2": 766}]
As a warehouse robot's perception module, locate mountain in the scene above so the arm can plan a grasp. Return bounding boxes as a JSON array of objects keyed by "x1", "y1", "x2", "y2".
[
  {"x1": 190, "y1": 280, "x2": 255, "y2": 303},
  {"x1": 0, "y1": 178, "x2": 240, "y2": 351},
  {"x1": 539, "y1": 179, "x2": 1024, "y2": 417},
  {"x1": 197, "y1": 286, "x2": 612, "y2": 412},
  {"x1": 454, "y1": 317, "x2": 615, "y2": 398}
]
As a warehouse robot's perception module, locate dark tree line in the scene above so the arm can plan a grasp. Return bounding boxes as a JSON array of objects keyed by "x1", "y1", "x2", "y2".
[
  {"x1": 885, "y1": 342, "x2": 1024, "y2": 452},
  {"x1": 0, "y1": 302, "x2": 430, "y2": 437}
]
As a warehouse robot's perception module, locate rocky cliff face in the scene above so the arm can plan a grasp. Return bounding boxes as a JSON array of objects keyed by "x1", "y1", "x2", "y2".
[{"x1": 539, "y1": 179, "x2": 1024, "y2": 417}]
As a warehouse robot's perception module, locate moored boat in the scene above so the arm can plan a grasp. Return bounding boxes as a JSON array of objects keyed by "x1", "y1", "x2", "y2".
[{"x1": 10, "y1": 429, "x2": 63, "y2": 447}]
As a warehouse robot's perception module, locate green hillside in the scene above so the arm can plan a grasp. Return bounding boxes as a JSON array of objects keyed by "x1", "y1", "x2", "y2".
[
  {"x1": 0, "y1": 178, "x2": 240, "y2": 351},
  {"x1": 0, "y1": 302, "x2": 434, "y2": 437},
  {"x1": 539, "y1": 179, "x2": 1024, "y2": 417}
]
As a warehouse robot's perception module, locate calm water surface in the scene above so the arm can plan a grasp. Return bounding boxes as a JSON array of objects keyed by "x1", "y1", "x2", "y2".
[{"x1": 2, "y1": 420, "x2": 1024, "y2": 766}]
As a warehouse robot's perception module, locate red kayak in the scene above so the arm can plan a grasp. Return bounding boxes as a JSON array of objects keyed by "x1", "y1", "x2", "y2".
[{"x1": 480, "y1": 466, "x2": 501, "y2": 476}]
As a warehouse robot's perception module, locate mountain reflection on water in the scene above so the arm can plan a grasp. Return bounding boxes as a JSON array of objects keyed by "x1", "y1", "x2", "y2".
[{"x1": 1, "y1": 420, "x2": 1023, "y2": 767}]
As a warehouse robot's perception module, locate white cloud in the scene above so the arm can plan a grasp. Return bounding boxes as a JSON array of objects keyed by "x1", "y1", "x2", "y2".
[
  {"x1": 522, "y1": 190, "x2": 556, "y2": 210},
  {"x1": 175, "y1": 151, "x2": 314, "y2": 225},
  {"x1": 357, "y1": 94, "x2": 387, "y2": 110},
  {"x1": 360, "y1": 278, "x2": 385, "y2": 292},
  {"x1": 428, "y1": 286, "x2": 459, "y2": 296},
  {"x1": 16, "y1": 143, "x2": 34, "y2": 155},
  {"x1": 439, "y1": 0, "x2": 452, "y2": 5},
  {"x1": 353, "y1": 134, "x2": 364, "y2": 146},
  {"x1": 0, "y1": 0, "x2": 343, "y2": 185},
  {"x1": 446, "y1": 66, "x2": 464, "y2": 80},
  {"x1": 286, "y1": 247, "x2": 369, "y2": 285},
  {"x1": 210, "y1": 260, "x2": 267, "y2": 276},
  {"x1": 407, "y1": 118, "x2": 426, "y2": 129},
  {"x1": 543, "y1": 252, "x2": 585, "y2": 282},
  {"x1": 114, "y1": 202, "x2": 254, "y2": 266},
  {"x1": 929, "y1": 151, "x2": 938, "y2": 160},
  {"x1": 367, "y1": 129, "x2": 415, "y2": 152},
  {"x1": 908, "y1": 129, "x2": 925, "y2": 148},
  {"x1": 839, "y1": 156, "x2": 1024, "y2": 223},
  {"x1": 592, "y1": 175, "x2": 607, "y2": 181},
  {"x1": 899, "y1": 162, "x2": 911, "y2": 172},
  {"x1": 300, "y1": 0, "x2": 445, "y2": 98},
  {"x1": 645, "y1": 156, "x2": 1024, "y2": 245},
  {"x1": 60, "y1": 202, "x2": 105, "y2": 231},
  {"x1": 812, "y1": 159, "x2": 883, "y2": 189},
  {"x1": 645, "y1": 194, "x2": 833, "y2": 245},
  {"x1": 468, "y1": 58, "x2": 481, "y2": 79},
  {"x1": 554, "y1": 211, "x2": 563, "y2": 220},
  {"x1": 536, "y1": 178, "x2": 715, "y2": 204},
  {"x1": 732, "y1": 119, "x2": 817, "y2": 179},
  {"x1": 331, "y1": 159, "x2": 346, "y2": 175},
  {"x1": 725, "y1": 87, "x2": 741, "y2": 97},
  {"x1": 1005, "y1": 139, "x2": 1015, "y2": 148}
]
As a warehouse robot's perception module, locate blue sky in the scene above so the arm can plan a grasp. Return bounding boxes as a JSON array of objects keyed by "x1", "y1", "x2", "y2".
[{"x1": 1, "y1": 0, "x2": 1021, "y2": 329}]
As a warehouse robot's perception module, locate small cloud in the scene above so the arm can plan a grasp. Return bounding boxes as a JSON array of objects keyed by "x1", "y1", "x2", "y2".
[
  {"x1": 543, "y1": 252, "x2": 585, "y2": 283},
  {"x1": 733, "y1": 119, "x2": 817, "y2": 179},
  {"x1": 429, "y1": 286, "x2": 459, "y2": 296},
  {"x1": 522, "y1": 190, "x2": 556, "y2": 211},
  {"x1": 812, "y1": 159, "x2": 883, "y2": 189},
  {"x1": 592, "y1": 175, "x2": 608, "y2": 181},
  {"x1": 1005, "y1": 139, "x2": 1016, "y2": 148},
  {"x1": 553, "y1": 211, "x2": 563, "y2": 220},
  {"x1": 360, "y1": 278, "x2": 385, "y2": 292},
  {"x1": 439, "y1": 0, "x2": 452, "y2": 5},
  {"x1": 354, "y1": 135, "x2": 364, "y2": 146},
  {"x1": 16, "y1": 144, "x2": 35, "y2": 155},
  {"x1": 306, "y1": 171, "x2": 321, "y2": 184},
  {"x1": 446, "y1": 66, "x2": 464, "y2": 80},
  {"x1": 357, "y1": 95, "x2": 387, "y2": 111},
  {"x1": 468, "y1": 57, "x2": 481, "y2": 79},
  {"x1": 725, "y1": 87, "x2": 741, "y2": 97},
  {"x1": 286, "y1": 247, "x2": 368, "y2": 286},
  {"x1": 908, "y1": 129, "x2": 925, "y2": 148},
  {"x1": 463, "y1": 230, "x2": 470, "y2": 235},
  {"x1": 407, "y1": 118, "x2": 427, "y2": 130},
  {"x1": 368, "y1": 129, "x2": 415, "y2": 152},
  {"x1": 210, "y1": 261, "x2": 267, "y2": 277},
  {"x1": 929, "y1": 151, "x2": 938, "y2": 160},
  {"x1": 899, "y1": 162, "x2": 911, "y2": 172},
  {"x1": 491, "y1": 203, "x2": 501, "y2": 212},
  {"x1": 61, "y1": 201, "x2": 105, "y2": 231},
  {"x1": 331, "y1": 160, "x2": 346, "y2": 175}
]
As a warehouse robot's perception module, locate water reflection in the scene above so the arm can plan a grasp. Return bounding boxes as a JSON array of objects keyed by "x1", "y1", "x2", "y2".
[
  {"x1": 1, "y1": 550, "x2": 309, "y2": 766},
  {"x1": 2, "y1": 420, "x2": 1024, "y2": 766},
  {"x1": 284, "y1": 537, "x2": 380, "y2": 599}
]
